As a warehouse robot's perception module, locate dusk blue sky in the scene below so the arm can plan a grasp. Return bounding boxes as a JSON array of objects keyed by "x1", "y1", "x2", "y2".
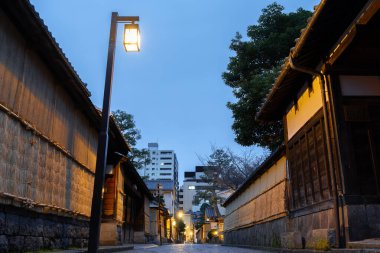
[{"x1": 30, "y1": 0, "x2": 318, "y2": 184}]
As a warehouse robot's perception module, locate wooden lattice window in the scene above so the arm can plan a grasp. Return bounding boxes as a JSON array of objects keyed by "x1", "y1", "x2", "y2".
[{"x1": 288, "y1": 110, "x2": 333, "y2": 210}]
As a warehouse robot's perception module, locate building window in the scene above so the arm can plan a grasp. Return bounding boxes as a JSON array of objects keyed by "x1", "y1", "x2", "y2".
[
  {"x1": 287, "y1": 110, "x2": 332, "y2": 211},
  {"x1": 188, "y1": 185, "x2": 195, "y2": 190},
  {"x1": 160, "y1": 173, "x2": 171, "y2": 176},
  {"x1": 160, "y1": 168, "x2": 171, "y2": 171},
  {"x1": 160, "y1": 151, "x2": 172, "y2": 155},
  {"x1": 161, "y1": 157, "x2": 172, "y2": 160}
]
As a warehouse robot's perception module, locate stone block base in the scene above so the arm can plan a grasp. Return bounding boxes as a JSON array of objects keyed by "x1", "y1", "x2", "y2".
[
  {"x1": 281, "y1": 231, "x2": 302, "y2": 249},
  {"x1": 0, "y1": 204, "x2": 89, "y2": 252},
  {"x1": 100, "y1": 222, "x2": 120, "y2": 246},
  {"x1": 305, "y1": 229, "x2": 335, "y2": 250}
]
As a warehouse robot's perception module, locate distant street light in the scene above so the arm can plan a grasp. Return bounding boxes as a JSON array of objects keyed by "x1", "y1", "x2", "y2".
[
  {"x1": 157, "y1": 183, "x2": 163, "y2": 246},
  {"x1": 88, "y1": 12, "x2": 140, "y2": 253}
]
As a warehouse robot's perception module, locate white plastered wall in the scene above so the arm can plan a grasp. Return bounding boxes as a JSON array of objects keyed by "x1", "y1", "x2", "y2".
[{"x1": 286, "y1": 76, "x2": 324, "y2": 140}]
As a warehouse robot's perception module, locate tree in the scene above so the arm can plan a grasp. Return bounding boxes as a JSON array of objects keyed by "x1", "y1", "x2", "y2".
[
  {"x1": 192, "y1": 203, "x2": 210, "y2": 230},
  {"x1": 193, "y1": 147, "x2": 265, "y2": 206},
  {"x1": 177, "y1": 219, "x2": 186, "y2": 234},
  {"x1": 223, "y1": 3, "x2": 312, "y2": 151},
  {"x1": 112, "y1": 110, "x2": 150, "y2": 171}
]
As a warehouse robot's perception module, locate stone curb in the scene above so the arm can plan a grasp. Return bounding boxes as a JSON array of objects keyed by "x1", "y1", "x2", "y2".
[
  {"x1": 54, "y1": 245, "x2": 134, "y2": 253},
  {"x1": 222, "y1": 244, "x2": 380, "y2": 253}
]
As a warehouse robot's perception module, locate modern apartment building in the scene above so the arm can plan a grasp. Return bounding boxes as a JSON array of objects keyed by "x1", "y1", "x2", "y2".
[
  {"x1": 140, "y1": 143, "x2": 179, "y2": 185},
  {"x1": 179, "y1": 166, "x2": 210, "y2": 212},
  {"x1": 140, "y1": 143, "x2": 179, "y2": 212},
  {"x1": 179, "y1": 166, "x2": 233, "y2": 214}
]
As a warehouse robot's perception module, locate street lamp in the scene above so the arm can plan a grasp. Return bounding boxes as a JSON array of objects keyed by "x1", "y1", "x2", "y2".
[
  {"x1": 88, "y1": 12, "x2": 140, "y2": 253},
  {"x1": 157, "y1": 183, "x2": 163, "y2": 246},
  {"x1": 124, "y1": 24, "x2": 140, "y2": 52}
]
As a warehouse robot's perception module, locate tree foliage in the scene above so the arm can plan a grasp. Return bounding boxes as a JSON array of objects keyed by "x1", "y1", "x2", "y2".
[
  {"x1": 177, "y1": 219, "x2": 186, "y2": 234},
  {"x1": 193, "y1": 147, "x2": 266, "y2": 206},
  {"x1": 193, "y1": 203, "x2": 210, "y2": 230},
  {"x1": 223, "y1": 3, "x2": 312, "y2": 151},
  {"x1": 112, "y1": 110, "x2": 150, "y2": 170}
]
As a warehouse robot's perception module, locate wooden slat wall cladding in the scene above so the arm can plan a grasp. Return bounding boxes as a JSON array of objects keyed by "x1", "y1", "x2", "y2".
[
  {"x1": 224, "y1": 156, "x2": 287, "y2": 231},
  {"x1": 116, "y1": 166, "x2": 124, "y2": 222},
  {"x1": 0, "y1": 10, "x2": 97, "y2": 174},
  {"x1": 0, "y1": 9, "x2": 95, "y2": 216},
  {"x1": 144, "y1": 196, "x2": 150, "y2": 234},
  {"x1": 287, "y1": 110, "x2": 332, "y2": 211},
  {"x1": 0, "y1": 112, "x2": 93, "y2": 216},
  {"x1": 103, "y1": 175, "x2": 116, "y2": 217}
]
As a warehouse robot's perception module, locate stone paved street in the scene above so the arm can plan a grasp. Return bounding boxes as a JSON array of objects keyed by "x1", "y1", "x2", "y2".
[{"x1": 126, "y1": 244, "x2": 270, "y2": 253}]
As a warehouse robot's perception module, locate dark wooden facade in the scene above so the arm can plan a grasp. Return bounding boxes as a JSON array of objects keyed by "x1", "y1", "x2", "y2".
[
  {"x1": 100, "y1": 160, "x2": 153, "y2": 245},
  {"x1": 287, "y1": 109, "x2": 333, "y2": 211},
  {"x1": 257, "y1": 0, "x2": 380, "y2": 247}
]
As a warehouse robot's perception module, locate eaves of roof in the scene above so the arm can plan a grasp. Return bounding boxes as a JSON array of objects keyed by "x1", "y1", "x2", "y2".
[
  {"x1": 256, "y1": 0, "x2": 369, "y2": 121},
  {"x1": 222, "y1": 145, "x2": 285, "y2": 207},
  {"x1": 1, "y1": 0, "x2": 131, "y2": 154},
  {"x1": 122, "y1": 160, "x2": 154, "y2": 200}
]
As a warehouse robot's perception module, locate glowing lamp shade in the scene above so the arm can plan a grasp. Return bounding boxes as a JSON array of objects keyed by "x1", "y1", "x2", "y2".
[{"x1": 123, "y1": 24, "x2": 140, "y2": 52}]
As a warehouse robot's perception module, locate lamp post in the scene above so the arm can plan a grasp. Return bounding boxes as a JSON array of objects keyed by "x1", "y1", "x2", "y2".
[
  {"x1": 88, "y1": 12, "x2": 140, "y2": 253},
  {"x1": 176, "y1": 210, "x2": 183, "y2": 242},
  {"x1": 157, "y1": 183, "x2": 163, "y2": 246},
  {"x1": 192, "y1": 213, "x2": 195, "y2": 244}
]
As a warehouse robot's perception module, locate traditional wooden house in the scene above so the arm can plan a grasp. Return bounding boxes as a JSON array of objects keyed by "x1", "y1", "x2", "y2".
[
  {"x1": 100, "y1": 159, "x2": 153, "y2": 245},
  {"x1": 200, "y1": 206, "x2": 224, "y2": 243},
  {"x1": 0, "y1": 1, "x2": 151, "y2": 251},
  {"x1": 257, "y1": 0, "x2": 380, "y2": 248},
  {"x1": 145, "y1": 181, "x2": 174, "y2": 243},
  {"x1": 149, "y1": 202, "x2": 171, "y2": 244},
  {"x1": 224, "y1": 0, "x2": 380, "y2": 249}
]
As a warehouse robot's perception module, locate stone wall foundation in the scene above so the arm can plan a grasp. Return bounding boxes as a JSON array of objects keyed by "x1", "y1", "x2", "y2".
[{"x1": 0, "y1": 204, "x2": 89, "y2": 252}]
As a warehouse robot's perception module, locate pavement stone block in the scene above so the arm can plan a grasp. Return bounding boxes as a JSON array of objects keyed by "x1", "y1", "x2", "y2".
[
  {"x1": 366, "y1": 205, "x2": 380, "y2": 233},
  {"x1": 0, "y1": 213, "x2": 5, "y2": 234},
  {"x1": 61, "y1": 237, "x2": 70, "y2": 249},
  {"x1": 5, "y1": 214, "x2": 19, "y2": 235},
  {"x1": 281, "y1": 231, "x2": 302, "y2": 249},
  {"x1": 305, "y1": 228, "x2": 335, "y2": 250},
  {"x1": 8, "y1": 236, "x2": 24, "y2": 252},
  {"x1": 0, "y1": 235, "x2": 8, "y2": 253},
  {"x1": 34, "y1": 218, "x2": 44, "y2": 237},
  {"x1": 19, "y1": 216, "x2": 34, "y2": 236},
  {"x1": 24, "y1": 236, "x2": 43, "y2": 251},
  {"x1": 73, "y1": 238, "x2": 87, "y2": 248}
]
